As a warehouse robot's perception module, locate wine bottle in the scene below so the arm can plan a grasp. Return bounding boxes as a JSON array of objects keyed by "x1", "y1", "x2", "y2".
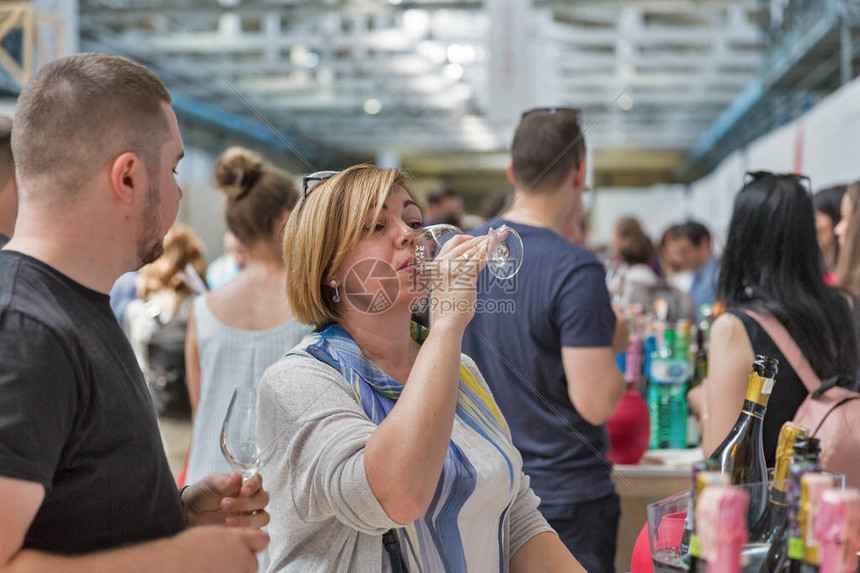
[
  {"x1": 754, "y1": 422, "x2": 809, "y2": 572},
  {"x1": 681, "y1": 461, "x2": 709, "y2": 557},
  {"x1": 685, "y1": 468, "x2": 730, "y2": 573},
  {"x1": 797, "y1": 473, "x2": 839, "y2": 573},
  {"x1": 815, "y1": 488, "x2": 860, "y2": 573},
  {"x1": 688, "y1": 326, "x2": 707, "y2": 448},
  {"x1": 697, "y1": 486, "x2": 749, "y2": 573},
  {"x1": 707, "y1": 355, "x2": 779, "y2": 527},
  {"x1": 782, "y1": 436, "x2": 823, "y2": 573}
]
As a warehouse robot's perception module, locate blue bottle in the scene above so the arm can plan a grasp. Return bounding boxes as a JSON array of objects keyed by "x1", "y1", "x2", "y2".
[{"x1": 648, "y1": 328, "x2": 689, "y2": 449}]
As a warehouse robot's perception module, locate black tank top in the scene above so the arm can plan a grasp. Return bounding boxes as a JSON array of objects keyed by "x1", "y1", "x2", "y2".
[{"x1": 729, "y1": 310, "x2": 809, "y2": 467}]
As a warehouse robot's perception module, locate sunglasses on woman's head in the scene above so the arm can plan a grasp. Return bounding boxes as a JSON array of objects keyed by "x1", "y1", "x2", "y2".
[
  {"x1": 301, "y1": 170, "x2": 340, "y2": 200},
  {"x1": 743, "y1": 170, "x2": 812, "y2": 194}
]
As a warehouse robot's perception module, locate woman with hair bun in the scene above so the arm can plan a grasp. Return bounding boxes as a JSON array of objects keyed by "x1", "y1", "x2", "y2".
[{"x1": 184, "y1": 147, "x2": 310, "y2": 489}]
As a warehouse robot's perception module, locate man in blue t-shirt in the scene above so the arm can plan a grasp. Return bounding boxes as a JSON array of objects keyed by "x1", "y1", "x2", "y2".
[{"x1": 462, "y1": 108, "x2": 625, "y2": 573}]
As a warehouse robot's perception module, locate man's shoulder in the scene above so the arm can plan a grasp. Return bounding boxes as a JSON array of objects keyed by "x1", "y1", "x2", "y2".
[
  {"x1": 1, "y1": 252, "x2": 55, "y2": 310},
  {"x1": 0, "y1": 252, "x2": 82, "y2": 348},
  {"x1": 472, "y1": 221, "x2": 602, "y2": 267}
]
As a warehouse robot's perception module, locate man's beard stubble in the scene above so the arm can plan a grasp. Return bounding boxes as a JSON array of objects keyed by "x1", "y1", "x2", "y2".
[{"x1": 136, "y1": 181, "x2": 164, "y2": 268}]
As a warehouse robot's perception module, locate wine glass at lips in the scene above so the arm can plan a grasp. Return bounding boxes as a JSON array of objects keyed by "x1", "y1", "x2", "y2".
[
  {"x1": 411, "y1": 224, "x2": 524, "y2": 280},
  {"x1": 220, "y1": 387, "x2": 266, "y2": 482}
]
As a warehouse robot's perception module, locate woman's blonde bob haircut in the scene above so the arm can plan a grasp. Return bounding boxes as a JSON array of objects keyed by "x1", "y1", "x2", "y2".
[{"x1": 283, "y1": 164, "x2": 414, "y2": 326}]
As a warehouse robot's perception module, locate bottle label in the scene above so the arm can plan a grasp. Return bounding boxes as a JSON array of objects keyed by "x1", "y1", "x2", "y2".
[
  {"x1": 650, "y1": 359, "x2": 690, "y2": 384},
  {"x1": 788, "y1": 537, "x2": 804, "y2": 560}
]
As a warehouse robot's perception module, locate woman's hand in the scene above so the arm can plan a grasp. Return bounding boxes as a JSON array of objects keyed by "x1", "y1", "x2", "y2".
[{"x1": 426, "y1": 230, "x2": 497, "y2": 330}]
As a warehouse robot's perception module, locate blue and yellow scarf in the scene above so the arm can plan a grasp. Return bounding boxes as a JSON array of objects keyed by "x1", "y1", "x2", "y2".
[{"x1": 300, "y1": 322, "x2": 516, "y2": 572}]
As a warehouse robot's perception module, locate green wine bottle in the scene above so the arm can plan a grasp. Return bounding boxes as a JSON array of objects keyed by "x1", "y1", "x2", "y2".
[{"x1": 707, "y1": 355, "x2": 778, "y2": 528}]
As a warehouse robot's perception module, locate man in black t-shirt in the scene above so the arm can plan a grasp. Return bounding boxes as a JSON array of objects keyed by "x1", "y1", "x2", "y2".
[
  {"x1": 0, "y1": 115, "x2": 15, "y2": 247},
  {"x1": 0, "y1": 54, "x2": 269, "y2": 572}
]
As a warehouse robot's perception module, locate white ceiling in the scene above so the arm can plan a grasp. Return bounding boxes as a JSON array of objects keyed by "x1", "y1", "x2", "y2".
[{"x1": 79, "y1": 0, "x2": 763, "y2": 170}]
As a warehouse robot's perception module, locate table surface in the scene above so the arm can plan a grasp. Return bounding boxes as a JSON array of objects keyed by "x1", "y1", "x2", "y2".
[{"x1": 611, "y1": 449, "x2": 703, "y2": 573}]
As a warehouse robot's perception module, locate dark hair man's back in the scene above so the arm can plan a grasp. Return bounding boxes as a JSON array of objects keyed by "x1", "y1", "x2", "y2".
[{"x1": 462, "y1": 107, "x2": 624, "y2": 573}]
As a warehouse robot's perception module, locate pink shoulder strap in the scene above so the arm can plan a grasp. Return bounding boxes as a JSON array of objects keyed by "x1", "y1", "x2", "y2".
[{"x1": 739, "y1": 309, "x2": 822, "y2": 392}]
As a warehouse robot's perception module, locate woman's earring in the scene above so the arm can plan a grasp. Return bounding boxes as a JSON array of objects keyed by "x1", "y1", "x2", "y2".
[{"x1": 330, "y1": 279, "x2": 340, "y2": 303}]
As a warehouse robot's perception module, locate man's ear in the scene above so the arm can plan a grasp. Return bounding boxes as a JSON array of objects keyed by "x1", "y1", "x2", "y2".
[
  {"x1": 573, "y1": 160, "x2": 587, "y2": 191},
  {"x1": 109, "y1": 152, "x2": 143, "y2": 205},
  {"x1": 506, "y1": 163, "x2": 516, "y2": 186}
]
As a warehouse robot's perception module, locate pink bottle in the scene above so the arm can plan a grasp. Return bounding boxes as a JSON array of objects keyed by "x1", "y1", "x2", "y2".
[
  {"x1": 815, "y1": 488, "x2": 860, "y2": 573},
  {"x1": 607, "y1": 334, "x2": 650, "y2": 465},
  {"x1": 697, "y1": 486, "x2": 748, "y2": 573}
]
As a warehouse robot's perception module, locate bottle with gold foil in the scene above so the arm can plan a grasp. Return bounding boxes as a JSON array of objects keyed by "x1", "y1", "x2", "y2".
[
  {"x1": 795, "y1": 473, "x2": 836, "y2": 572},
  {"x1": 780, "y1": 436, "x2": 822, "y2": 573},
  {"x1": 754, "y1": 422, "x2": 809, "y2": 572},
  {"x1": 707, "y1": 355, "x2": 779, "y2": 528}
]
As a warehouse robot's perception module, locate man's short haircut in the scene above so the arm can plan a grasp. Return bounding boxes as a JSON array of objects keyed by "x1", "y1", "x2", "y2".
[
  {"x1": 0, "y1": 116, "x2": 12, "y2": 190},
  {"x1": 672, "y1": 221, "x2": 711, "y2": 246},
  {"x1": 511, "y1": 110, "x2": 586, "y2": 193},
  {"x1": 11, "y1": 53, "x2": 172, "y2": 198}
]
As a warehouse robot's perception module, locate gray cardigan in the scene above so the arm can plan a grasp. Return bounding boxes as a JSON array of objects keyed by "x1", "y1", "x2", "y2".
[{"x1": 257, "y1": 350, "x2": 554, "y2": 572}]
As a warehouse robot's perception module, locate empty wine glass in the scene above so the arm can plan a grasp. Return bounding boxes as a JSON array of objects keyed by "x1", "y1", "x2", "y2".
[
  {"x1": 411, "y1": 224, "x2": 524, "y2": 280},
  {"x1": 220, "y1": 387, "x2": 263, "y2": 482}
]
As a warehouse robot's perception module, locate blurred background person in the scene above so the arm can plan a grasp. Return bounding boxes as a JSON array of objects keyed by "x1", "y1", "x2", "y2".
[
  {"x1": 607, "y1": 222, "x2": 659, "y2": 307},
  {"x1": 834, "y1": 180, "x2": 860, "y2": 365},
  {"x1": 110, "y1": 271, "x2": 140, "y2": 325},
  {"x1": 0, "y1": 116, "x2": 17, "y2": 247},
  {"x1": 124, "y1": 223, "x2": 207, "y2": 478},
  {"x1": 659, "y1": 224, "x2": 686, "y2": 285},
  {"x1": 424, "y1": 187, "x2": 444, "y2": 223},
  {"x1": 480, "y1": 190, "x2": 510, "y2": 223},
  {"x1": 693, "y1": 172, "x2": 856, "y2": 465},
  {"x1": 425, "y1": 186, "x2": 464, "y2": 227},
  {"x1": 667, "y1": 221, "x2": 718, "y2": 317},
  {"x1": 814, "y1": 184, "x2": 847, "y2": 284},
  {"x1": 610, "y1": 218, "x2": 696, "y2": 323},
  {"x1": 184, "y1": 147, "x2": 309, "y2": 486},
  {"x1": 206, "y1": 229, "x2": 249, "y2": 290}
]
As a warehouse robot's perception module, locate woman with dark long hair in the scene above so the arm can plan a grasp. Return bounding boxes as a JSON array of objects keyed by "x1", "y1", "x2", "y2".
[{"x1": 698, "y1": 172, "x2": 857, "y2": 466}]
